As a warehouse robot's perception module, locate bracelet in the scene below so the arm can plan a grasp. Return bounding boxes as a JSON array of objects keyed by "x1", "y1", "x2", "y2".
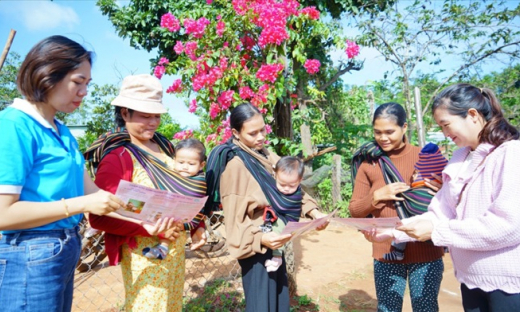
[{"x1": 61, "y1": 198, "x2": 70, "y2": 217}]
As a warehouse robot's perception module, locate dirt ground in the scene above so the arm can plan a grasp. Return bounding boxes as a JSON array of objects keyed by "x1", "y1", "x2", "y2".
[
  {"x1": 291, "y1": 222, "x2": 463, "y2": 311},
  {"x1": 73, "y1": 222, "x2": 463, "y2": 311}
]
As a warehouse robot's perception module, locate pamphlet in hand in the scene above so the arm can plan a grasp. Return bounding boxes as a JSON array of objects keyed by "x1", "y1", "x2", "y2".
[
  {"x1": 333, "y1": 217, "x2": 402, "y2": 231},
  {"x1": 281, "y1": 209, "x2": 337, "y2": 241},
  {"x1": 114, "y1": 180, "x2": 208, "y2": 224}
]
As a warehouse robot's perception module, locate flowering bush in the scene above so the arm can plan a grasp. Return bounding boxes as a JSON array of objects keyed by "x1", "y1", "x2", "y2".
[
  {"x1": 303, "y1": 59, "x2": 320, "y2": 75},
  {"x1": 345, "y1": 40, "x2": 360, "y2": 59},
  {"x1": 152, "y1": 0, "x2": 360, "y2": 146}
]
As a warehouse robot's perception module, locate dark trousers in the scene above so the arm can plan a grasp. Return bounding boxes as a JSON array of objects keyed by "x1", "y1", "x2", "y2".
[
  {"x1": 238, "y1": 249, "x2": 290, "y2": 312},
  {"x1": 461, "y1": 283, "x2": 520, "y2": 312}
]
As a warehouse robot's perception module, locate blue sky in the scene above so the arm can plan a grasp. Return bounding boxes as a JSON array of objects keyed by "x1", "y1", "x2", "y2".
[
  {"x1": 0, "y1": 0, "x2": 200, "y2": 127},
  {"x1": 0, "y1": 1, "x2": 514, "y2": 129}
]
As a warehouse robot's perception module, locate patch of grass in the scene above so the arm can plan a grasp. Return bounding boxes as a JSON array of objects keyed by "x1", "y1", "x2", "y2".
[
  {"x1": 183, "y1": 278, "x2": 245, "y2": 312},
  {"x1": 290, "y1": 294, "x2": 320, "y2": 312}
]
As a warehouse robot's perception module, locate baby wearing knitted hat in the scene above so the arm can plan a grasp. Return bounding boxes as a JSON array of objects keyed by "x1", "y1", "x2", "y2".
[
  {"x1": 411, "y1": 142, "x2": 448, "y2": 188},
  {"x1": 384, "y1": 143, "x2": 448, "y2": 261}
]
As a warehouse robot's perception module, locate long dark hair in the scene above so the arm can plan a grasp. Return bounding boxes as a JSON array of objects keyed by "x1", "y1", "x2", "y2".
[
  {"x1": 432, "y1": 83, "x2": 519, "y2": 147},
  {"x1": 230, "y1": 103, "x2": 262, "y2": 132}
]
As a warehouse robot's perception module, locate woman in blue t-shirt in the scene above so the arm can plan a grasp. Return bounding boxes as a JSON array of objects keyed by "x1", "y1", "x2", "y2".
[{"x1": 0, "y1": 36, "x2": 136, "y2": 312}]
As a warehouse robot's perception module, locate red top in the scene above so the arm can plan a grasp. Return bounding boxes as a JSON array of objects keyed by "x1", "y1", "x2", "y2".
[{"x1": 89, "y1": 146, "x2": 204, "y2": 265}]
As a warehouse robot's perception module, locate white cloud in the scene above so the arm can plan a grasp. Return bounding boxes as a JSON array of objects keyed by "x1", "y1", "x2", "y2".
[{"x1": 10, "y1": 2, "x2": 79, "y2": 31}]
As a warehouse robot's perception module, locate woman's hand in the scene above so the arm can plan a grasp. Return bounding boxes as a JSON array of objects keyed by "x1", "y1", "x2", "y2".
[
  {"x1": 424, "y1": 173, "x2": 443, "y2": 196},
  {"x1": 373, "y1": 182, "x2": 410, "y2": 205},
  {"x1": 162, "y1": 221, "x2": 183, "y2": 241},
  {"x1": 310, "y1": 209, "x2": 329, "y2": 231},
  {"x1": 142, "y1": 217, "x2": 179, "y2": 237},
  {"x1": 361, "y1": 228, "x2": 394, "y2": 243},
  {"x1": 83, "y1": 190, "x2": 125, "y2": 215},
  {"x1": 261, "y1": 232, "x2": 292, "y2": 250},
  {"x1": 396, "y1": 219, "x2": 433, "y2": 242},
  {"x1": 190, "y1": 227, "x2": 207, "y2": 250}
]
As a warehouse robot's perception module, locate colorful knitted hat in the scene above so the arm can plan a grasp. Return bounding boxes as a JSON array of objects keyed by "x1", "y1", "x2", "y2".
[{"x1": 412, "y1": 143, "x2": 448, "y2": 187}]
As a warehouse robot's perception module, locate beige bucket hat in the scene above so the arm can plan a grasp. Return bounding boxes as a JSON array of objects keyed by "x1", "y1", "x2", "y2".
[{"x1": 111, "y1": 74, "x2": 167, "y2": 114}]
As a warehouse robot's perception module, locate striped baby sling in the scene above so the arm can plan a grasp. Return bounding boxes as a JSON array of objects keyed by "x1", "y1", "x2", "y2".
[
  {"x1": 351, "y1": 141, "x2": 433, "y2": 219},
  {"x1": 84, "y1": 130, "x2": 207, "y2": 231},
  {"x1": 205, "y1": 140, "x2": 302, "y2": 223}
]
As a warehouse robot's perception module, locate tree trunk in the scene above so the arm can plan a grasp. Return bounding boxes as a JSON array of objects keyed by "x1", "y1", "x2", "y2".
[
  {"x1": 273, "y1": 99, "x2": 292, "y2": 139},
  {"x1": 402, "y1": 75, "x2": 414, "y2": 140},
  {"x1": 299, "y1": 103, "x2": 314, "y2": 174},
  {"x1": 414, "y1": 87, "x2": 426, "y2": 147}
]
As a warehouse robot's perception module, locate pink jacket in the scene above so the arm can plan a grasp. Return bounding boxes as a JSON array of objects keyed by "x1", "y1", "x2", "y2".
[{"x1": 425, "y1": 141, "x2": 520, "y2": 293}]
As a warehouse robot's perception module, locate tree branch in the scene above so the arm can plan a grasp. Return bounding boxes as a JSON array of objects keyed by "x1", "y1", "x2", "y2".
[
  {"x1": 422, "y1": 40, "x2": 520, "y2": 115},
  {"x1": 318, "y1": 61, "x2": 363, "y2": 91}
]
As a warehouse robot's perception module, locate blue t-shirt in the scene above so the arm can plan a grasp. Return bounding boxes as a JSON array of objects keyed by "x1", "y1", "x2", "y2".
[{"x1": 0, "y1": 99, "x2": 84, "y2": 232}]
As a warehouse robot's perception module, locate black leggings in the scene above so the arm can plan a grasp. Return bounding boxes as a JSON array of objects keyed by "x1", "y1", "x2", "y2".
[
  {"x1": 238, "y1": 249, "x2": 290, "y2": 312},
  {"x1": 461, "y1": 283, "x2": 520, "y2": 312}
]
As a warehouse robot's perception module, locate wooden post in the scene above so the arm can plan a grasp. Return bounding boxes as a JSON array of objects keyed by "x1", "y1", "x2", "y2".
[
  {"x1": 0, "y1": 29, "x2": 16, "y2": 72},
  {"x1": 332, "y1": 154, "x2": 342, "y2": 205},
  {"x1": 300, "y1": 103, "x2": 314, "y2": 174},
  {"x1": 414, "y1": 87, "x2": 426, "y2": 147},
  {"x1": 367, "y1": 90, "x2": 375, "y2": 118}
]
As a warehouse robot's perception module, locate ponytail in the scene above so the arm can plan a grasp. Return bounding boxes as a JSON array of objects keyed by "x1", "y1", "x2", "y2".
[
  {"x1": 432, "y1": 83, "x2": 519, "y2": 147},
  {"x1": 479, "y1": 88, "x2": 519, "y2": 146}
]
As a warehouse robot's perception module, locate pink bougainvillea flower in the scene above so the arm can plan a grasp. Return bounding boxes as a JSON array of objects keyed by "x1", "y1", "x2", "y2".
[
  {"x1": 158, "y1": 57, "x2": 169, "y2": 66},
  {"x1": 188, "y1": 99, "x2": 197, "y2": 113},
  {"x1": 217, "y1": 90, "x2": 235, "y2": 110},
  {"x1": 216, "y1": 21, "x2": 225, "y2": 37},
  {"x1": 209, "y1": 102, "x2": 221, "y2": 119},
  {"x1": 206, "y1": 0, "x2": 213, "y2": 4},
  {"x1": 239, "y1": 86, "x2": 255, "y2": 100},
  {"x1": 174, "y1": 41, "x2": 184, "y2": 54},
  {"x1": 173, "y1": 129, "x2": 194, "y2": 140},
  {"x1": 154, "y1": 65, "x2": 165, "y2": 79},
  {"x1": 256, "y1": 63, "x2": 284, "y2": 83},
  {"x1": 166, "y1": 79, "x2": 183, "y2": 93},
  {"x1": 232, "y1": 0, "x2": 249, "y2": 15},
  {"x1": 265, "y1": 124, "x2": 272, "y2": 134},
  {"x1": 184, "y1": 17, "x2": 211, "y2": 39},
  {"x1": 345, "y1": 40, "x2": 360, "y2": 59},
  {"x1": 160, "y1": 13, "x2": 180, "y2": 32},
  {"x1": 300, "y1": 6, "x2": 320, "y2": 20},
  {"x1": 219, "y1": 57, "x2": 228, "y2": 70},
  {"x1": 304, "y1": 59, "x2": 320, "y2": 74},
  {"x1": 220, "y1": 127, "x2": 233, "y2": 144},
  {"x1": 184, "y1": 41, "x2": 198, "y2": 60},
  {"x1": 258, "y1": 26, "x2": 289, "y2": 48},
  {"x1": 206, "y1": 133, "x2": 217, "y2": 143}
]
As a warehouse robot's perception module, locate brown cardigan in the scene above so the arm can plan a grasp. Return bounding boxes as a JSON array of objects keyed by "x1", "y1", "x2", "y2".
[
  {"x1": 220, "y1": 140, "x2": 319, "y2": 260},
  {"x1": 348, "y1": 143, "x2": 444, "y2": 263}
]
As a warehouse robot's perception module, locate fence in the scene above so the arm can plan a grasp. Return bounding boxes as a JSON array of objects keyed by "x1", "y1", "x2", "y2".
[{"x1": 71, "y1": 213, "x2": 247, "y2": 311}]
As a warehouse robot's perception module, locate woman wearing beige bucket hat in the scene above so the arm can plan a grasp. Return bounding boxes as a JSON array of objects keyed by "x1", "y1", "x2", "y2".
[{"x1": 84, "y1": 74, "x2": 208, "y2": 312}]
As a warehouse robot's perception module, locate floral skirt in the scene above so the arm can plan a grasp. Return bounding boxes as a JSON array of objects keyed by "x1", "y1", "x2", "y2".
[{"x1": 121, "y1": 233, "x2": 186, "y2": 312}]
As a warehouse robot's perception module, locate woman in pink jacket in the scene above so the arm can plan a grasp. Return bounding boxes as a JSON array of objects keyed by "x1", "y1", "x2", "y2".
[{"x1": 372, "y1": 83, "x2": 520, "y2": 311}]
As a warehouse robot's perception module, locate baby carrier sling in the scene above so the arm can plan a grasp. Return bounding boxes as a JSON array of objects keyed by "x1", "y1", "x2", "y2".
[
  {"x1": 84, "y1": 130, "x2": 207, "y2": 231},
  {"x1": 205, "y1": 140, "x2": 302, "y2": 225},
  {"x1": 351, "y1": 141, "x2": 433, "y2": 220}
]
